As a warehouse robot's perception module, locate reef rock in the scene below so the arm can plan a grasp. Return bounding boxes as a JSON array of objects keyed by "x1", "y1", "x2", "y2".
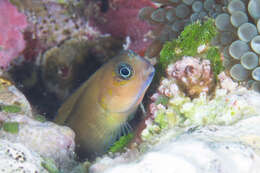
[
  {"x1": 0, "y1": 79, "x2": 76, "y2": 172},
  {"x1": 0, "y1": 113, "x2": 76, "y2": 171},
  {"x1": 90, "y1": 85, "x2": 260, "y2": 173},
  {"x1": 90, "y1": 114, "x2": 260, "y2": 173},
  {"x1": 0, "y1": 80, "x2": 32, "y2": 117},
  {"x1": 0, "y1": 139, "x2": 49, "y2": 173}
]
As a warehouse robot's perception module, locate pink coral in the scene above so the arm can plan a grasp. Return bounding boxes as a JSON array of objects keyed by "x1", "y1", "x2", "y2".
[
  {"x1": 89, "y1": 0, "x2": 155, "y2": 54},
  {"x1": 0, "y1": 0, "x2": 27, "y2": 68},
  {"x1": 167, "y1": 56, "x2": 215, "y2": 97},
  {"x1": 23, "y1": 2, "x2": 101, "y2": 61}
]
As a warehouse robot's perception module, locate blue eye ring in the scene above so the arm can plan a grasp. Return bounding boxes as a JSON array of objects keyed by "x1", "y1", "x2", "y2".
[{"x1": 117, "y1": 63, "x2": 133, "y2": 80}]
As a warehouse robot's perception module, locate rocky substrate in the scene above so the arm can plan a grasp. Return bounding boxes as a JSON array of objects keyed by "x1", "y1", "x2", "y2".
[{"x1": 90, "y1": 114, "x2": 260, "y2": 173}]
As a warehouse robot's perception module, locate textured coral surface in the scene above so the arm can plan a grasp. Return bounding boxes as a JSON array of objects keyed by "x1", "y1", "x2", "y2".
[
  {"x1": 0, "y1": 0, "x2": 27, "y2": 68},
  {"x1": 89, "y1": 0, "x2": 155, "y2": 53},
  {"x1": 90, "y1": 114, "x2": 260, "y2": 173},
  {"x1": 0, "y1": 80, "x2": 78, "y2": 172},
  {"x1": 0, "y1": 139, "x2": 49, "y2": 173},
  {"x1": 166, "y1": 56, "x2": 214, "y2": 97}
]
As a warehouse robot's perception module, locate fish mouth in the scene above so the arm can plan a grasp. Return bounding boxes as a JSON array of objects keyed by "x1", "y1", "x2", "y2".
[
  {"x1": 146, "y1": 65, "x2": 155, "y2": 86},
  {"x1": 143, "y1": 57, "x2": 155, "y2": 84},
  {"x1": 135, "y1": 62, "x2": 155, "y2": 103}
]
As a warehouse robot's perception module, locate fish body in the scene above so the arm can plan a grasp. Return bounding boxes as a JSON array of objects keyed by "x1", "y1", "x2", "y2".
[{"x1": 55, "y1": 50, "x2": 154, "y2": 158}]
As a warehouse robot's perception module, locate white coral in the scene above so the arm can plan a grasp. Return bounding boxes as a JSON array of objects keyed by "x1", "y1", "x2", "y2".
[{"x1": 0, "y1": 139, "x2": 48, "y2": 173}]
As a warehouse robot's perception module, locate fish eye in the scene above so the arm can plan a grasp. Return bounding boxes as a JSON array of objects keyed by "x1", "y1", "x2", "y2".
[{"x1": 117, "y1": 63, "x2": 133, "y2": 80}]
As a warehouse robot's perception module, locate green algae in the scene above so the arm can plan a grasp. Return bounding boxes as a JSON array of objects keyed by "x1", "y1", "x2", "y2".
[
  {"x1": 0, "y1": 104, "x2": 21, "y2": 113},
  {"x1": 34, "y1": 114, "x2": 47, "y2": 122},
  {"x1": 145, "y1": 88, "x2": 257, "y2": 140},
  {"x1": 154, "y1": 111, "x2": 169, "y2": 129},
  {"x1": 41, "y1": 158, "x2": 60, "y2": 173},
  {"x1": 70, "y1": 162, "x2": 90, "y2": 173},
  {"x1": 153, "y1": 97, "x2": 190, "y2": 130},
  {"x1": 177, "y1": 19, "x2": 217, "y2": 56},
  {"x1": 206, "y1": 47, "x2": 224, "y2": 76},
  {"x1": 109, "y1": 133, "x2": 134, "y2": 153},
  {"x1": 155, "y1": 95, "x2": 169, "y2": 106},
  {"x1": 160, "y1": 41, "x2": 177, "y2": 68},
  {"x1": 159, "y1": 19, "x2": 222, "y2": 76},
  {"x1": 3, "y1": 122, "x2": 19, "y2": 134},
  {"x1": 56, "y1": 0, "x2": 67, "y2": 4}
]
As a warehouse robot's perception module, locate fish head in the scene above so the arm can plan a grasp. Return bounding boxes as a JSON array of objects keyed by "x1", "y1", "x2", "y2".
[{"x1": 98, "y1": 50, "x2": 155, "y2": 113}]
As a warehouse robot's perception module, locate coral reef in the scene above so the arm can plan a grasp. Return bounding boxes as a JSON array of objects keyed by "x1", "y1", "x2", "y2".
[
  {"x1": 7, "y1": 1, "x2": 123, "y2": 115},
  {"x1": 0, "y1": 80, "x2": 79, "y2": 172},
  {"x1": 8, "y1": 36, "x2": 122, "y2": 116},
  {"x1": 139, "y1": 0, "x2": 226, "y2": 58},
  {"x1": 24, "y1": 1, "x2": 100, "y2": 52},
  {"x1": 90, "y1": 105, "x2": 260, "y2": 173},
  {"x1": 55, "y1": 50, "x2": 155, "y2": 159},
  {"x1": 0, "y1": 113, "x2": 76, "y2": 171},
  {"x1": 158, "y1": 19, "x2": 223, "y2": 76},
  {"x1": 40, "y1": 38, "x2": 97, "y2": 100},
  {"x1": 0, "y1": 0, "x2": 28, "y2": 68},
  {"x1": 0, "y1": 139, "x2": 50, "y2": 173},
  {"x1": 39, "y1": 37, "x2": 122, "y2": 100},
  {"x1": 88, "y1": 0, "x2": 156, "y2": 54},
  {"x1": 0, "y1": 77, "x2": 32, "y2": 117},
  {"x1": 139, "y1": 0, "x2": 260, "y2": 94},
  {"x1": 166, "y1": 56, "x2": 214, "y2": 97},
  {"x1": 145, "y1": 71, "x2": 258, "y2": 138},
  {"x1": 9, "y1": 0, "x2": 106, "y2": 64}
]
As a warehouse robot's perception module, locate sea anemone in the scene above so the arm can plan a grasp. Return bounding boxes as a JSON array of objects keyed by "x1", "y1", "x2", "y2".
[
  {"x1": 139, "y1": 0, "x2": 226, "y2": 58},
  {"x1": 139, "y1": 0, "x2": 260, "y2": 93},
  {"x1": 213, "y1": 0, "x2": 260, "y2": 93}
]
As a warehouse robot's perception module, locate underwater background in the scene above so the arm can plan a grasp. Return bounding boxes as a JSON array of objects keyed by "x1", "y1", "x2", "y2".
[{"x1": 1, "y1": 0, "x2": 260, "y2": 172}]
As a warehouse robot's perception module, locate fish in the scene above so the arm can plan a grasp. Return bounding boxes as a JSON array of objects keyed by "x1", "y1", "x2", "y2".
[{"x1": 55, "y1": 50, "x2": 155, "y2": 159}]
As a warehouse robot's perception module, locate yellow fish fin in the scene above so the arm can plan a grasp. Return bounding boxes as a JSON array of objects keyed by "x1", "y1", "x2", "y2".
[{"x1": 55, "y1": 80, "x2": 90, "y2": 124}]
